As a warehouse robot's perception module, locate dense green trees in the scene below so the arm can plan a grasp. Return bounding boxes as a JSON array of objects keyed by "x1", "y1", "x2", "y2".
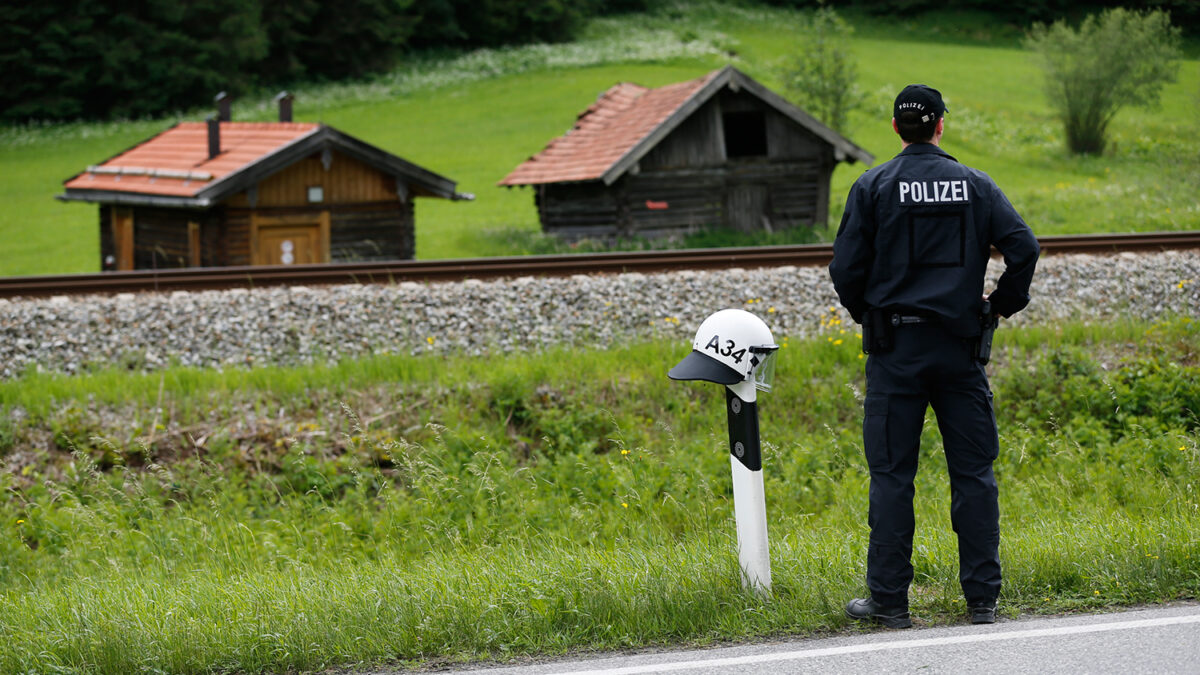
[
  {"x1": 0, "y1": 0, "x2": 268, "y2": 120},
  {"x1": 3, "y1": 1, "x2": 1196, "y2": 124},
  {"x1": 0, "y1": 0, "x2": 646, "y2": 122}
]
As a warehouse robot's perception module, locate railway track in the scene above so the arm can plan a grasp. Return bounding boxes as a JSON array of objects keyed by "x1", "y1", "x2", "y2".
[{"x1": 2, "y1": 230, "x2": 1197, "y2": 299}]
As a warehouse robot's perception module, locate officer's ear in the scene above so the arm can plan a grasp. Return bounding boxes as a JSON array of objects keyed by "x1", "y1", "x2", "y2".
[{"x1": 891, "y1": 118, "x2": 900, "y2": 136}]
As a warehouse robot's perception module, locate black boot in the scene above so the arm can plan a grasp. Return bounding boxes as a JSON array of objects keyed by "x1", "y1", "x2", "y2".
[
  {"x1": 969, "y1": 601, "x2": 997, "y2": 624},
  {"x1": 845, "y1": 597, "x2": 912, "y2": 629}
]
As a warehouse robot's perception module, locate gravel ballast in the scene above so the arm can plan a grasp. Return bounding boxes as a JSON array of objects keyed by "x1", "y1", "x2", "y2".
[{"x1": 1, "y1": 251, "x2": 1197, "y2": 380}]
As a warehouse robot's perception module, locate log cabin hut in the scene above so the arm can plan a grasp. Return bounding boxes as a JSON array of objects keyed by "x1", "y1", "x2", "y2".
[
  {"x1": 499, "y1": 66, "x2": 874, "y2": 240},
  {"x1": 59, "y1": 94, "x2": 470, "y2": 271}
]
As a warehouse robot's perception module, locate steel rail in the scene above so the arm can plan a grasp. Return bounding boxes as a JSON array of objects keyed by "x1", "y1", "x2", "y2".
[{"x1": 1, "y1": 230, "x2": 1197, "y2": 299}]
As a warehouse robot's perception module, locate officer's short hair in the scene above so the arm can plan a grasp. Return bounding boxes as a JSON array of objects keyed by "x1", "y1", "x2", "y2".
[{"x1": 896, "y1": 109, "x2": 938, "y2": 143}]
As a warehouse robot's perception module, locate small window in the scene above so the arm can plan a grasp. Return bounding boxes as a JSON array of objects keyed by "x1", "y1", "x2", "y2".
[
  {"x1": 723, "y1": 110, "x2": 768, "y2": 158},
  {"x1": 307, "y1": 185, "x2": 324, "y2": 203}
]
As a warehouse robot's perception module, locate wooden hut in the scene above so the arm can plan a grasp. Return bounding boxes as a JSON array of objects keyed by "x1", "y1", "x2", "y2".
[
  {"x1": 59, "y1": 99, "x2": 469, "y2": 271},
  {"x1": 499, "y1": 66, "x2": 873, "y2": 240}
]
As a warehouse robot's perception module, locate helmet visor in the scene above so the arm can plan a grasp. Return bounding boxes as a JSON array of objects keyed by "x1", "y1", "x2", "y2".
[
  {"x1": 750, "y1": 345, "x2": 779, "y2": 392},
  {"x1": 668, "y1": 349, "x2": 744, "y2": 385}
]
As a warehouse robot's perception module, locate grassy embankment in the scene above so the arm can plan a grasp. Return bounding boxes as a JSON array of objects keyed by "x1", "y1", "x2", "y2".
[
  {"x1": 0, "y1": 2, "x2": 1197, "y2": 276},
  {"x1": 0, "y1": 317, "x2": 1198, "y2": 672}
]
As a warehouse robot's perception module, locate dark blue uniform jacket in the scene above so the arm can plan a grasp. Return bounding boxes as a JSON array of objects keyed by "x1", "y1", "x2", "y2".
[{"x1": 829, "y1": 143, "x2": 1040, "y2": 337}]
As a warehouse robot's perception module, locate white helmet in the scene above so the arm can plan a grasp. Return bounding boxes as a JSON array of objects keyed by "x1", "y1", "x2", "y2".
[{"x1": 668, "y1": 309, "x2": 779, "y2": 391}]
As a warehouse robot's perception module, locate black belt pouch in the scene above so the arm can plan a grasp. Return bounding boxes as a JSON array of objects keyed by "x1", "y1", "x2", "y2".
[{"x1": 862, "y1": 308, "x2": 894, "y2": 354}]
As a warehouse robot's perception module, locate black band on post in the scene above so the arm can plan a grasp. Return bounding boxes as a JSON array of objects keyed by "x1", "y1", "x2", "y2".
[{"x1": 725, "y1": 388, "x2": 762, "y2": 471}]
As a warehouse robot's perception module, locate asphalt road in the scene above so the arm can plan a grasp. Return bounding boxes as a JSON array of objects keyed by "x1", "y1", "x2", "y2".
[{"x1": 435, "y1": 603, "x2": 1200, "y2": 675}]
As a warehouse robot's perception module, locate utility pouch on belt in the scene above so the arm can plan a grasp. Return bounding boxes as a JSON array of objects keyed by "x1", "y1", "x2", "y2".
[
  {"x1": 862, "y1": 308, "x2": 894, "y2": 354},
  {"x1": 975, "y1": 301, "x2": 999, "y2": 364}
]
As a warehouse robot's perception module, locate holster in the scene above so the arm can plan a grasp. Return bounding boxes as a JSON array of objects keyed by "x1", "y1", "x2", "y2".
[
  {"x1": 862, "y1": 308, "x2": 894, "y2": 354},
  {"x1": 975, "y1": 301, "x2": 999, "y2": 364}
]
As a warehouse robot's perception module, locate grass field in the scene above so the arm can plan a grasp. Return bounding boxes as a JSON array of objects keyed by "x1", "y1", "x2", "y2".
[
  {"x1": 0, "y1": 317, "x2": 1198, "y2": 672},
  {"x1": 0, "y1": 2, "x2": 1197, "y2": 276}
]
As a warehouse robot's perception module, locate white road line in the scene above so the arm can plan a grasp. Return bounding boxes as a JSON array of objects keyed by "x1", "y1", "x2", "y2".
[{"x1": 554, "y1": 613, "x2": 1200, "y2": 675}]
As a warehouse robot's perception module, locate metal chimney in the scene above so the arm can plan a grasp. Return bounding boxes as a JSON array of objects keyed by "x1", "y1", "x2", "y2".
[
  {"x1": 274, "y1": 91, "x2": 294, "y2": 122},
  {"x1": 207, "y1": 115, "x2": 220, "y2": 159},
  {"x1": 215, "y1": 91, "x2": 231, "y2": 122}
]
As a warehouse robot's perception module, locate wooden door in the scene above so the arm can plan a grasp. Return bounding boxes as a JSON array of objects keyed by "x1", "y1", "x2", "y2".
[
  {"x1": 257, "y1": 225, "x2": 320, "y2": 265},
  {"x1": 725, "y1": 183, "x2": 770, "y2": 232},
  {"x1": 251, "y1": 211, "x2": 330, "y2": 266}
]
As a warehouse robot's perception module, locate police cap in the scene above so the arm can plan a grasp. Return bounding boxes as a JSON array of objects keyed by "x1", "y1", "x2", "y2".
[{"x1": 894, "y1": 84, "x2": 947, "y2": 124}]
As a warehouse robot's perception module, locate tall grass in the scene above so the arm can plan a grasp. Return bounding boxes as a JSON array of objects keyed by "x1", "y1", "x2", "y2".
[{"x1": 0, "y1": 317, "x2": 1197, "y2": 672}]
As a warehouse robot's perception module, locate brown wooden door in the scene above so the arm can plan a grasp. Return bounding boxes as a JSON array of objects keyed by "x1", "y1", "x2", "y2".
[
  {"x1": 256, "y1": 225, "x2": 321, "y2": 265},
  {"x1": 251, "y1": 211, "x2": 331, "y2": 265}
]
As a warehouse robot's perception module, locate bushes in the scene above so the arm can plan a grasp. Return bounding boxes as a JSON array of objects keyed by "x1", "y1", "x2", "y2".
[
  {"x1": 779, "y1": 6, "x2": 865, "y2": 134},
  {"x1": 1024, "y1": 8, "x2": 1183, "y2": 155}
]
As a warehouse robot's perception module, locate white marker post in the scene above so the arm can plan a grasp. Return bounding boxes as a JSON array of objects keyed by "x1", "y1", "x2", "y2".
[
  {"x1": 725, "y1": 374, "x2": 771, "y2": 593},
  {"x1": 668, "y1": 309, "x2": 778, "y2": 595}
]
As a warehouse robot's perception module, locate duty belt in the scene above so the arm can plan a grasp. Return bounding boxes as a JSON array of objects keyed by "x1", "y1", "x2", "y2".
[{"x1": 890, "y1": 314, "x2": 930, "y2": 326}]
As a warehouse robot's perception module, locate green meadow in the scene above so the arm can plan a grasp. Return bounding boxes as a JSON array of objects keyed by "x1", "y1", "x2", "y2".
[
  {"x1": 0, "y1": 318, "x2": 1198, "y2": 672},
  {"x1": 1, "y1": 3, "x2": 1197, "y2": 276}
]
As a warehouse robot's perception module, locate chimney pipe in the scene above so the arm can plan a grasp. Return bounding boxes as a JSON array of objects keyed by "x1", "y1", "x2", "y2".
[
  {"x1": 215, "y1": 91, "x2": 231, "y2": 122},
  {"x1": 274, "y1": 91, "x2": 294, "y2": 122},
  {"x1": 207, "y1": 115, "x2": 220, "y2": 159}
]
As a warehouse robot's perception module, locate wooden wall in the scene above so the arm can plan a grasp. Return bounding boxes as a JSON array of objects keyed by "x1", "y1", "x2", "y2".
[
  {"x1": 97, "y1": 148, "x2": 416, "y2": 269},
  {"x1": 330, "y1": 202, "x2": 414, "y2": 261},
  {"x1": 97, "y1": 206, "x2": 210, "y2": 270},
  {"x1": 535, "y1": 183, "x2": 623, "y2": 237},
  {"x1": 225, "y1": 150, "x2": 398, "y2": 208},
  {"x1": 131, "y1": 206, "x2": 200, "y2": 269},
  {"x1": 221, "y1": 208, "x2": 253, "y2": 266},
  {"x1": 640, "y1": 99, "x2": 724, "y2": 171},
  {"x1": 99, "y1": 206, "x2": 113, "y2": 269},
  {"x1": 538, "y1": 90, "x2": 837, "y2": 241}
]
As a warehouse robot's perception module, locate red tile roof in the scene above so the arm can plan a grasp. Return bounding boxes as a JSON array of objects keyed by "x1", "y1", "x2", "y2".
[
  {"x1": 499, "y1": 70, "x2": 721, "y2": 186},
  {"x1": 63, "y1": 122, "x2": 320, "y2": 198}
]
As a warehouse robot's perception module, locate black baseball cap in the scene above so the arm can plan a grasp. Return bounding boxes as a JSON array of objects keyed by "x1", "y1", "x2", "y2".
[{"x1": 893, "y1": 84, "x2": 947, "y2": 124}]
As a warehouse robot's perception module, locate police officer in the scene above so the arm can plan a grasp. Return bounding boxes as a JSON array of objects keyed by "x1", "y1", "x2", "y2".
[{"x1": 829, "y1": 84, "x2": 1039, "y2": 628}]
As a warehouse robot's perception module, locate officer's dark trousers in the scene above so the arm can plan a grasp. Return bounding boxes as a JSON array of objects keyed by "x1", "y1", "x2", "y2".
[{"x1": 863, "y1": 323, "x2": 1001, "y2": 609}]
